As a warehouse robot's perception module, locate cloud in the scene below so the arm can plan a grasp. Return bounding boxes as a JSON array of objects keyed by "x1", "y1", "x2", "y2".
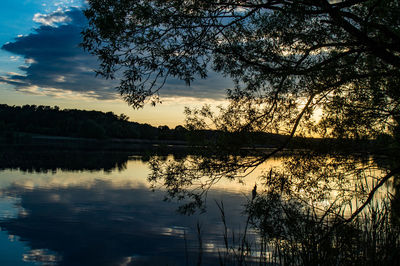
[
  {"x1": 10, "y1": 55, "x2": 20, "y2": 61},
  {"x1": 1, "y1": 8, "x2": 118, "y2": 100},
  {"x1": 1, "y1": 7, "x2": 231, "y2": 102},
  {"x1": 33, "y1": 8, "x2": 72, "y2": 26},
  {"x1": 160, "y1": 70, "x2": 231, "y2": 99}
]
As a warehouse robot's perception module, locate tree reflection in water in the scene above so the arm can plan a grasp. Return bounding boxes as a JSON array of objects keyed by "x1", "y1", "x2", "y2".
[
  {"x1": 1, "y1": 146, "x2": 399, "y2": 264},
  {"x1": 149, "y1": 148, "x2": 400, "y2": 265}
]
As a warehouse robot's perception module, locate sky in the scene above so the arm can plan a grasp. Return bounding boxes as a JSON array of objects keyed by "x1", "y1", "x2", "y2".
[{"x1": 0, "y1": 0, "x2": 232, "y2": 127}]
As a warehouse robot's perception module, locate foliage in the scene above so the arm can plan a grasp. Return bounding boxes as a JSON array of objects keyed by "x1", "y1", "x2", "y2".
[
  {"x1": 243, "y1": 193, "x2": 400, "y2": 265},
  {"x1": 0, "y1": 104, "x2": 186, "y2": 141},
  {"x1": 82, "y1": 0, "x2": 400, "y2": 139},
  {"x1": 82, "y1": 0, "x2": 400, "y2": 210},
  {"x1": 82, "y1": 1, "x2": 400, "y2": 262}
]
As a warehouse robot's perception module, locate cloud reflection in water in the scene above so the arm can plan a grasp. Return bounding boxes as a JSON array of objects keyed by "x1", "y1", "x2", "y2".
[{"x1": 0, "y1": 167, "x2": 250, "y2": 265}]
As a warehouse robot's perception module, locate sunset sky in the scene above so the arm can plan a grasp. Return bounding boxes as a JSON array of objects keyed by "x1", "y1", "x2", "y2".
[{"x1": 0, "y1": 0, "x2": 232, "y2": 127}]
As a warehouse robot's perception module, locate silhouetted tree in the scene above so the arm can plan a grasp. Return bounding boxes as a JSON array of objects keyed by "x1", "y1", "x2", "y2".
[
  {"x1": 82, "y1": 1, "x2": 400, "y2": 257},
  {"x1": 82, "y1": 0, "x2": 399, "y2": 140},
  {"x1": 82, "y1": 0, "x2": 400, "y2": 186}
]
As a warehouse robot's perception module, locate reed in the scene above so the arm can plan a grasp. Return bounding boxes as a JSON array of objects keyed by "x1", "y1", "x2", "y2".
[{"x1": 207, "y1": 196, "x2": 400, "y2": 266}]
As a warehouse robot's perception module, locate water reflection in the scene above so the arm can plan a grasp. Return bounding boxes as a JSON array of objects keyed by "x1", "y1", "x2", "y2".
[
  {"x1": 3, "y1": 181, "x2": 191, "y2": 265},
  {"x1": 0, "y1": 149, "x2": 254, "y2": 265},
  {"x1": 0, "y1": 149, "x2": 138, "y2": 173},
  {"x1": 149, "y1": 150, "x2": 400, "y2": 264},
  {"x1": 0, "y1": 147, "x2": 399, "y2": 265}
]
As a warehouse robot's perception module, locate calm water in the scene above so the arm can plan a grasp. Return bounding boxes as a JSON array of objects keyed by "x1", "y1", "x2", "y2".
[
  {"x1": 0, "y1": 148, "x2": 397, "y2": 265},
  {"x1": 0, "y1": 150, "x2": 262, "y2": 265}
]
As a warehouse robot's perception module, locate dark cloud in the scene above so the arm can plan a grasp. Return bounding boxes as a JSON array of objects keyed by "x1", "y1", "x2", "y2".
[
  {"x1": 161, "y1": 71, "x2": 231, "y2": 99},
  {"x1": 0, "y1": 7, "x2": 231, "y2": 101},
  {"x1": 1, "y1": 8, "x2": 118, "y2": 100}
]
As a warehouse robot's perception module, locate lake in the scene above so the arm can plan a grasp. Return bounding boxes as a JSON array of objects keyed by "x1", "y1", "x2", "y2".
[
  {"x1": 0, "y1": 148, "x2": 269, "y2": 265},
  {"x1": 0, "y1": 147, "x2": 398, "y2": 265}
]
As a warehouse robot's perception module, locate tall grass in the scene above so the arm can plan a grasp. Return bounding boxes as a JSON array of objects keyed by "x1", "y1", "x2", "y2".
[{"x1": 205, "y1": 196, "x2": 400, "y2": 266}]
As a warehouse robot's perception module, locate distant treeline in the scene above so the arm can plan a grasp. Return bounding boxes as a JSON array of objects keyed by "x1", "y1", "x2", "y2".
[
  {"x1": 0, "y1": 104, "x2": 395, "y2": 154},
  {"x1": 0, "y1": 104, "x2": 187, "y2": 141}
]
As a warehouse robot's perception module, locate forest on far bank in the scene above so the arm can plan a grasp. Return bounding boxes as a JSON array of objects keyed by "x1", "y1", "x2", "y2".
[
  {"x1": 0, "y1": 104, "x2": 395, "y2": 154},
  {"x1": 0, "y1": 104, "x2": 186, "y2": 141}
]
